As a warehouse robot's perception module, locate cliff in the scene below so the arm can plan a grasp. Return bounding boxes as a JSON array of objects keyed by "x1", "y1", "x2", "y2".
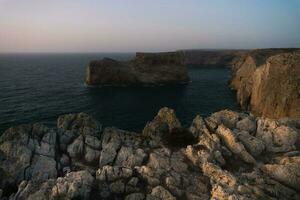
[
  {"x1": 85, "y1": 52, "x2": 189, "y2": 86},
  {"x1": 230, "y1": 48, "x2": 300, "y2": 118},
  {"x1": 1, "y1": 108, "x2": 300, "y2": 199},
  {"x1": 183, "y1": 49, "x2": 246, "y2": 66}
]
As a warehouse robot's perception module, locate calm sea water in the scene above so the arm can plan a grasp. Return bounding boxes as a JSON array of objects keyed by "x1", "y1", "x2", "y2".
[{"x1": 0, "y1": 53, "x2": 239, "y2": 133}]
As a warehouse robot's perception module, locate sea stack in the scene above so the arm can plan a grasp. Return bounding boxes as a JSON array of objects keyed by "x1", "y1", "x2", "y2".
[
  {"x1": 85, "y1": 52, "x2": 189, "y2": 86},
  {"x1": 230, "y1": 48, "x2": 300, "y2": 118}
]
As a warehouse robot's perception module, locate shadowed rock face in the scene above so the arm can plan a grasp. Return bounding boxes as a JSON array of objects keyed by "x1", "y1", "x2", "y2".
[
  {"x1": 230, "y1": 48, "x2": 300, "y2": 118},
  {"x1": 85, "y1": 52, "x2": 189, "y2": 86}
]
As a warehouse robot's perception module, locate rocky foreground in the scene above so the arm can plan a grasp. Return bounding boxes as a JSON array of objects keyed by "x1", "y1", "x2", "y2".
[
  {"x1": 0, "y1": 108, "x2": 300, "y2": 200},
  {"x1": 230, "y1": 48, "x2": 300, "y2": 118},
  {"x1": 85, "y1": 52, "x2": 189, "y2": 86}
]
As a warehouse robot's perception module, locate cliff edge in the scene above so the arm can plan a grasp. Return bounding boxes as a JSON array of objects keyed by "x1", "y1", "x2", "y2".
[
  {"x1": 230, "y1": 48, "x2": 300, "y2": 118},
  {"x1": 85, "y1": 52, "x2": 189, "y2": 86}
]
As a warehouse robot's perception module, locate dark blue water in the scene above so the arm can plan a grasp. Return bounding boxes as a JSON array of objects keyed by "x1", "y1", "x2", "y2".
[{"x1": 0, "y1": 53, "x2": 239, "y2": 133}]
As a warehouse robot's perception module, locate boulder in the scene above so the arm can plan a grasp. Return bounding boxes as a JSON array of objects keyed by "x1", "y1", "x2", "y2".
[
  {"x1": 115, "y1": 146, "x2": 146, "y2": 168},
  {"x1": 66, "y1": 134, "x2": 101, "y2": 165},
  {"x1": 206, "y1": 110, "x2": 243, "y2": 130},
  {"x1": 236, "y1": 117, "x2": 256, "y2": 133},
  {"x1": 99, "y1": 128, "x2": 123, "y2": 167},
  {"x1": 216, "y1": 125, "x2": 256, "y2": 164},
  {"x1": 261, "y1": 163, "x2": 300, "y2": 191},
  {"x1": 149, "y1": 186, "x2": 176, "y2": 200},
  {"x1": 96, "y1": 166, "x2": 133, "y2": 182},
  {"x1": 27, "y1": 155, "x2": 57, "y2": 182},
  {"x1": 273, "y1": 126, "x2": 298, "y2": 148},
  {"x1": 109, "y1": 180, "x2": 125, "y2": 194},
  {"x1": 126, "y1": 177, "x2": 141, "y2": 193},
  {"x1": 143, "y1": 107, "x2": 196, "y2": 148},
  {"x1": 84, "y1": 146, "x2": 101, "y2": 164},
  {"x1": 51, "y1": 170, "x2": 94, "y2": 200},
  {"x1": 67, "y1": 135, "x2": 84, "y2": 159},
  {"x1": 85, "y1": 135, "x2": 101, "y2": 149},
  {"x1": 155, "y1": 107, "x2": 181, "y2": 131},
  {"x1": 57, "y1": 112, "x2": 102, "y2": 136},
  {"x1": 236, "y1": 130, "x2": 265, "y2": 157},
  {"x1": 125, "y1": 193, "x2": 145, "y2": 200},
  {"x1": 256, "y1": 118, "x2": 298, "y2": 153},
  {"x1": 189, "y1": 115, "x2": 207, "y2": 139},
  {"x1": 142, "y1": 120, "x2": 169, "y2": 142},
  {"x1": 60, "y1": 154, "x2": 70, "y2": 167},
  {"x1": 12, "y1": 180, "x2": 55, "y2": 200},
  {"x1": 58, "y1": 130, "x2": 77, "y2": 152}
]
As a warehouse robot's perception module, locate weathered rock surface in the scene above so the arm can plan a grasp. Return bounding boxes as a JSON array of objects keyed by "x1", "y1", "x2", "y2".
[
  {"x1": 0, "y1": 124, "x2": 58, "y2": 187},
  {"x1": 85, "y1": 52, "x2": 189, "y2": 86},
  {"x1": 230, "y1": 48, "x2": 300, "y2": 118},
  {"x1": 1, "y1": 108, "x2": 300, "y2": 199}
]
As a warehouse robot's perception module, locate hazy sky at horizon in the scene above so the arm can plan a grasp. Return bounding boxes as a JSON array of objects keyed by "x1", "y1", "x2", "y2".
[{"x1": 0, "y1": 0, "x2": 300, "y2": 53}]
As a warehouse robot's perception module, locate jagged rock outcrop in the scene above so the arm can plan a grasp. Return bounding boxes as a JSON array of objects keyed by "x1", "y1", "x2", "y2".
[
  {"x1": 1, "y1": 108, "x2": 300, "y2": 199},
  {"x1": 85, "y1": 52, "x2": 189, "y2": 86},
  {"x1": 230, "y1": 48, "x2": 300, "y2": 118}
]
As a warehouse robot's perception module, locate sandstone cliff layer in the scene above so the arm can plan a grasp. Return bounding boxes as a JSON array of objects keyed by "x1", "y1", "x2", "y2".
[
  {"x1": 230, "y1": 48, "x2": 300, "y2": 118},
  {"x1": 85, "y1": 52, "x2": 189, "y2": 86},
  {"x1": 1, "y1": 108, "x2": 300, "y2": 199}
]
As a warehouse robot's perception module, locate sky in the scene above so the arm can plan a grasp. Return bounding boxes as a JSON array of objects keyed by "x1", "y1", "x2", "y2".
[{"x1": 0, "y1": 0, "x2": 300, "y2": 53}]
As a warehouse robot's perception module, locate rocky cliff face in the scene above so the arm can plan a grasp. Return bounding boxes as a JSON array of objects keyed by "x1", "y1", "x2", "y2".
[
  {"x1": 85, "y1": 52, "x2": 189, "y2": 86},
  {"x1": 230, "y1": 49, "x2": 300, "y2": 118},
  {"x1": 1, "y1": 108, "x2": 300, "y2": 200}
]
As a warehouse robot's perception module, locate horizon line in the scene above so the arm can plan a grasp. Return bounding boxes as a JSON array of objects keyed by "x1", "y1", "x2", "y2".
[{"x1": 1, "y1": 47, "x2": 300, "y2": 54}]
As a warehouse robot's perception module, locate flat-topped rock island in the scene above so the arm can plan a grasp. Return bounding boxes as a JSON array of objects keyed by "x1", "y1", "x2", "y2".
[{"x1": 85, "y1": 52, "x2": 189, "y2": 86}]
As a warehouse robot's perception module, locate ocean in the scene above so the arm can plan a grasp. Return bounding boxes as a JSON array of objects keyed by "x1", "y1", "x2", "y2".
[{"x1": 0, "y1": 53, "x2": 239, "y2": 133}]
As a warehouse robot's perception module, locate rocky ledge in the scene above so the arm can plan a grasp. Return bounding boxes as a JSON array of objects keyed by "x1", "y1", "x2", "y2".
[
  {"x1": 1, "y1": 107, "x2": 300, "y2": 200},
  {"x1": 85, "y1": 52, "x2": 189, "y2": 86},
  {"x1": 230, "y1": 48, "x2": 300, "y2": 118}
]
